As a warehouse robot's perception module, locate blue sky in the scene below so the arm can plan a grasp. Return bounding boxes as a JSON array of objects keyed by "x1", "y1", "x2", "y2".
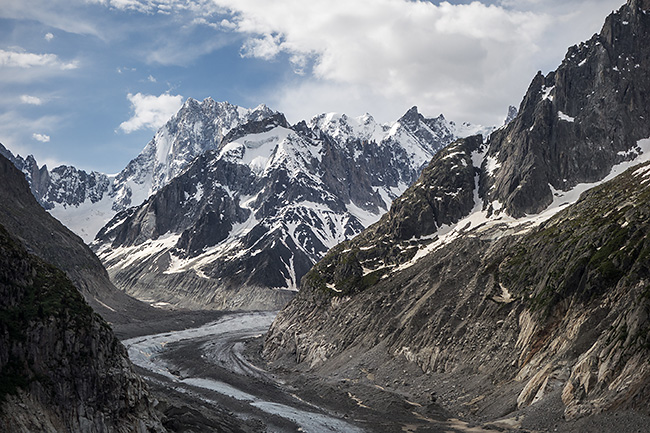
[{"x1": 0, "y1": 0, "x2": 625, "y2": 173}]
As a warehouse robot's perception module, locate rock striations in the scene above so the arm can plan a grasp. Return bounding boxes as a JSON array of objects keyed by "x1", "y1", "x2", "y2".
[
  {"x1": 0, "y1": 154, "x2": 163, "y2": 432},
  {"x1": 264, "y1": 0, "x2": 650, "y2": 425},
  {"x1": 89, "y1": 106, "x2": 486, "y2": 310}
]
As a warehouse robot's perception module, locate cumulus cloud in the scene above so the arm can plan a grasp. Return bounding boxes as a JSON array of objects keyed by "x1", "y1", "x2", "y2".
[
  {"x1": 0, "y1": 49, "x2": 78, "y2": 70},
  {"x1": 33, "y1": 133, "x2": 51, "y2": 142},
  {"x1": 20, "y1": 95, "x2": 44, "y2": 105},
  {"x1": 119, "y1": 92, "x2": 183, "y2": 133},
  {"x1": 204, "y1": 0, "x2": 623, "y2": 124},
  {"x1": 45, "y1": 32, "x2": 54, "y2": 41}
]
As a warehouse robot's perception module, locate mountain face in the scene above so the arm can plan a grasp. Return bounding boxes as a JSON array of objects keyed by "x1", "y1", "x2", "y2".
[
  {"x1": 111, "y1": 98, "x2": 276, "y2": 212},
  {"x1": 0, "y1": 153, "x2": 163, "y2": 432},
  {"x1": 90, "y1": 107, "x2": 485, "y2": 310},
  {"x1": 264, "y1": 0, "x2": 650, "y2": 425},
  {"x1": 0, "y1": 99, "x2": 276, "y2": 243},
  {"x1": 483, "y1": 0, "x2": 650, "y2": 217}
]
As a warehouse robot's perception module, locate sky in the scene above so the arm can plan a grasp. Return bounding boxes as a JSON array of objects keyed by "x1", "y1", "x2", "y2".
[{"x1": 0, "y1": 0, "x2": 626, "y2": 173}]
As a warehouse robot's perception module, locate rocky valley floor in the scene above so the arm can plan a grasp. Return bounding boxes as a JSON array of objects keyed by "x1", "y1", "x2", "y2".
[{"x1": 113, "y1": 309, "x2": 650, "y2": 433}]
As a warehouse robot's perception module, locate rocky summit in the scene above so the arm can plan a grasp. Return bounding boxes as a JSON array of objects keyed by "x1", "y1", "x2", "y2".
[
  {"x1": 483, "y1": 0, "x2": 650, "y2": 217},
  {"x1": 88, "y1": 106, "x2": 488, "y2": 310},
  {"x1": 264, "y1": 0, "x2": 650, "y2": 427}
]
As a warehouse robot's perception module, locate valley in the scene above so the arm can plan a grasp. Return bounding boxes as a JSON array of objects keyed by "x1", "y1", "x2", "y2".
[
  {"x1": 3, "y1": 1, "x2": 650, "y2": 432},
  {"x1": 118, "y1": 310, "x2": 489, "y2": 432},
  {"x1": 118, "y1": 309, "x2": 650, "y2": 433}
]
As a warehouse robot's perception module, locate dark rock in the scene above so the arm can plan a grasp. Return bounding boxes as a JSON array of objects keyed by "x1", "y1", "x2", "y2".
[
  {"x1": 0, "y1": 188, "x2": 163, "y2": 431},
  {"x1": 483, "y1": 0, "x2": 650, "y2": 217}
]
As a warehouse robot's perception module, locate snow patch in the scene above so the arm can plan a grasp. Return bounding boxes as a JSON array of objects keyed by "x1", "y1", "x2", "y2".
[
  {"x1": 542, "y1": 85, "x2": 555, "y2": 101},
  {"x1": 49, "y1": 187, "x2": 117, "y2": 244},
  {"x1": 396, "y1": 138, "x2": 650, "y2": 272},
  {"x1": 558, "y1": 111, "x2": 575, "y2": 122},
  {"x1": 485, "y1": 155, "x2": 501, "y2": 175},
  {"x1": 346, "y1": 201, "x2": 382, "y2": 229}
]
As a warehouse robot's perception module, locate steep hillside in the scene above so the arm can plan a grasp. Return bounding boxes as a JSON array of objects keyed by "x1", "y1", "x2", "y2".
[
  {"x1": 0, "y1": 222, "x2": 163, "y2": 432},
  {"x1": 91, "y1": 107, "x2": 484, "y2": 310},
  {"x1": 265, "y1": 157, "x2": 650, "y2": 420},
  {"x1": 264, "y1": 0, "x2": 650, "y2": 426},
  {"x1": 0, "y1": 152, "x2": 159, "y2": 324}
]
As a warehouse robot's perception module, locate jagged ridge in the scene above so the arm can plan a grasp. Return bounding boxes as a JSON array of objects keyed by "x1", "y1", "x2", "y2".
[{"x1": 91, "y1": 106, "x2": 476, "y2": 310}]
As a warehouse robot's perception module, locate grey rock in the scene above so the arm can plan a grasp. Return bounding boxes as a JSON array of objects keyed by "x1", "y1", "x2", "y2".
[
  {"x1": 0, "y1": 154, "x2": 164, "y2": 432},
  {"x1": 483, "y1": 0, "x2": 650, "y2": 217}
]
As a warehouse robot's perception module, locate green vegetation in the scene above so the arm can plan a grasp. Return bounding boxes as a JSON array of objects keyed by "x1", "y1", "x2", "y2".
[
  {"x1": 0, "y1": 256, "x2": 94, "y2": 340},
  {"x1": 497, "y1": 164, "x2": 650, "y2": 316},
  {"x1": 0, "y1": 223, "x2": 97, "y2": 404}
]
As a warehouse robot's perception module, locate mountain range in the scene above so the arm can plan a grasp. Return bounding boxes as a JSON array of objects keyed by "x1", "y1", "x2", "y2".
[
  {"x1": 0, "y1": 100, "x2": 277, "y2": 244},
  {"x1": 2, "y1": 101, "x2": 493, "y2": 310}
]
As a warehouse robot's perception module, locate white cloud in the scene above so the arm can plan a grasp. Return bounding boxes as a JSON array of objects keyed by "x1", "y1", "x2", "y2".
[
  {"x1": 45, "y1": 32, "x2": 54, "y2": 41},
  {"x1": 0, "y1": 49, "x2": 80, "y2": 83},
  {"x1": 203, "y1": 0, "x2": 624, "y2": 125},
  {"x1": 241, "y1": 33, "x2": 283, "y2": 60},
  {"x1": 20, "y1": 95, "x2": 44, "y2": 105},
  {"x1": 33, "y1": 133, "x2": 51, "y2": 142},
  {"x1": 147, "y1": 74, "x2": 157, "y2": 82},
  {"x1": 4, "y1": 0, "x2": 624, "y2": 127},
  {"x1": 119, "y1": 92, "x2": 183, "y2": 133},
  {"x1": 219, "y1": 19, "x2": 237, "y2": 30},
  {"x1": 0, "y1": 110, "x2": 70, "y2": 170},
  {"x1": 0, "y1": 111, "x2": 64, "y2": 167},
  {"x1": 0, "y1": 49, "x2": 79, "y2": 70}
]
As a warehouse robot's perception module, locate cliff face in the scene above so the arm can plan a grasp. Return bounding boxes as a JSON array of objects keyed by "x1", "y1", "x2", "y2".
[
  {"x1": 0, "y1": 223, "x2": 163, "y2": 432},
  {"x1": 483, "y1": 0, "x2": 650, "y2": 217},
  {"x1": 263, "y1": 0, "x2": 650, "y2": 423}
]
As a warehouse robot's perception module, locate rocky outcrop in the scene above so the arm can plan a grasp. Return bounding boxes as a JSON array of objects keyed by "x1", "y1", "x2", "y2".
[
  {"x1": 0, "y1": 221, "x2": 163, "y2": 432},
  {"x1": 0, "y1": 143, "x2": 112, "y2": 212},
  {"x1": 504, "y1": 105, "x2": 518, "y2": 125},
  {"x1": 263, "y1": 0, "x2": 650, "y2": 424},
  {"x1": 483, "y1": 0, "x2": 650, "y2": 217}
]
